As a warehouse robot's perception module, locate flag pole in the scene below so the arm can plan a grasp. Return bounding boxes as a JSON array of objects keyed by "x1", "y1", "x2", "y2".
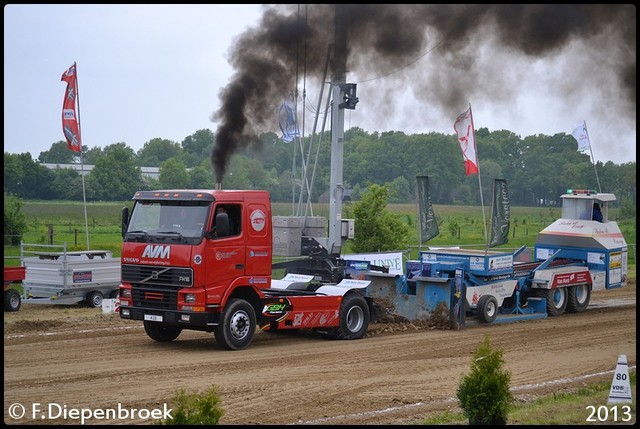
[
  {"x1": 583, "y1": 121, "x2": 602, "y2": 192},
  {"x1": 74, "y1": 62, "x2": 90, "y2": 250},
  {"x1": 416, "y1": 178, "x2": 422, "y2": 249},
  {"x1": 468, "y1": 104, "x2": 488, "y2": 244}
]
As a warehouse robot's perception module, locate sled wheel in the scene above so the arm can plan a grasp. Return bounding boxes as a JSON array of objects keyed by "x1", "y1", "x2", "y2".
[
  {"x1": 544, "y1": 288, "x2": 568, "y2": 316},
  {"x1": 566, "y1": 284, "x2": 590, "y2": 313},
  {"x1": 477, "y1": 294, "x2": 498, "y2": 323}
]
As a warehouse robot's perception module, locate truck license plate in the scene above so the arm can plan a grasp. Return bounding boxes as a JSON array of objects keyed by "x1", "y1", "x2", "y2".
[{"x1": 144, "y1": 314, "x2": 163, "y2": 322}]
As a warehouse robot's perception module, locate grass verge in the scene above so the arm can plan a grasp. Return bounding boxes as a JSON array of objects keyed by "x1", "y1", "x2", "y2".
[{"x1": 422, "y1": 370, "x2": 636, "y2": 425}]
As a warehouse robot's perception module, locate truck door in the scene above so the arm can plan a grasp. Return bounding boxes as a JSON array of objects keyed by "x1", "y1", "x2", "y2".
[
  {"x1": 204, "y1": 203, "x2": 246, "y2": 288},
  {"x1": 244, "y1": 202, "x2": 272, "y2": 278}
]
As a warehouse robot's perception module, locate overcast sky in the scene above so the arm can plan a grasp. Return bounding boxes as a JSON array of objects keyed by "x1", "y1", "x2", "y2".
[{"x1": 4, "y1": 4, "x2": 636, "y2": 165}]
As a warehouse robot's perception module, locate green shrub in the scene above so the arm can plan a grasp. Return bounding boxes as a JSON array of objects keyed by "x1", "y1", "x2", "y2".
[
  {"x1": 456, "y1": 335, "x2": 514, "y2": 425},
  {"x1": 158, "y1": 385, "x2": 224, "y2": 425},
  {"x1": 351, "y1": 184, "x2": 410, "y2": 252},
  {"x1": 4, "y1": 193, "x2": 28, "y2": 245}
]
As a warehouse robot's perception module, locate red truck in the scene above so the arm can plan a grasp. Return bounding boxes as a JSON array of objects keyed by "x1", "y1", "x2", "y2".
[
  {"x1": 4, "y1": 266, "x2": 25, "y2": 312},
  {"x1": 118, "y1": 189, "x2": 378, "y2": 350}
]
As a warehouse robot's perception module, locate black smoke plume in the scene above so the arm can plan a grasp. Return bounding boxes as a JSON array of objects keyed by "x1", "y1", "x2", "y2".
[{"x1": 211, "y1": 4, "x2": 635, "y2": 182}]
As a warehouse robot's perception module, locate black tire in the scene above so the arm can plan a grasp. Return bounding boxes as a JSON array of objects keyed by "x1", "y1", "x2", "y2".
[
  {"x1": 334, "y1": 293, "x2": 370, "y2": 340},
  {"x1": 215, "y1": 299, "x2": 256, "y2": 350},
  {"x1": 477, "y1": 294, "x2": 498, "y2": 323},
  {"x1": 143, "y1": 321, "x2": 182, "y2": 342},
  {"x1": 543, "y1": 288, "x2": 568, "y2": 316},
  {"x1": 5, "y1": 288, "x2": 21, "y2": 312},
  {"x1": 86, "y1": 291, "x2": 104, "y2": 308},
  {"x1": 566, "y1": 284, "x2": 591, "y2": 313}
]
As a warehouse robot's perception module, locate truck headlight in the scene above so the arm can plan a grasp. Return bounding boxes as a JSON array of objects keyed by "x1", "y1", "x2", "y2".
[
  {"x1": 184, "y1": 294, "x2": 196, "y2": 303},
  {"x1": 121, "y1": 288, "x2": 132, "y2": 298}
]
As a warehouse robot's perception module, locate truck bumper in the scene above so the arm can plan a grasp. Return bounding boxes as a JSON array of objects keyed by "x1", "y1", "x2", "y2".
[{"x1": 119, "y1": 306, "x2": 220, "y2": 331}]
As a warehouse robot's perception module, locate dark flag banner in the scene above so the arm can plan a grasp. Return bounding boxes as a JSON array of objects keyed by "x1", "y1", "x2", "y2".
[
  {"x1": 278, "y1": 92, "x2": 300, "y2": 143},
  {"x1": 416, "y1": 175, "x2": 439, "y2": 243},
  {"x1": 61, "y1": 63, "x2": 81, "y2": 152},
  {"x1": 489, "y1": 178, "x2": 510, "y2": 248}
]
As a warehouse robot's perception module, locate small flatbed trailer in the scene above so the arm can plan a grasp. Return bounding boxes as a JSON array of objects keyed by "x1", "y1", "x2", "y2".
[
  {"x1": 4, "y1": 266, "x2": 25, "y2": 312},
  {"x1": 19, "y1": 243, "x2": 121, "y2": 308}
]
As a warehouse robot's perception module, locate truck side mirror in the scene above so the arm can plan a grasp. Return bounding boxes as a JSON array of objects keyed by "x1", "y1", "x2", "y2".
[
  {"x1": 214, "y1": 212, "x2": 230, "y2": 237},
  {"x1": 207, "y1": 213, "x2": 231, "y2": 238},
  {"x1": 121, "y1": 207, "x2": 129, "y2": 238}
]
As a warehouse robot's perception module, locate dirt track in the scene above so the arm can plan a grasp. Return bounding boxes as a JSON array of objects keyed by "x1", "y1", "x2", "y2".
[{"x1": 4, "y1": 279, "x2": 636, "y2": 425}]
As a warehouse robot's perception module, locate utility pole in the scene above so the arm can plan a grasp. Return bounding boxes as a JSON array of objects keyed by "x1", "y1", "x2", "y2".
[{"x1": 328, "y1": 5, "x2": 359, "y2": 255}]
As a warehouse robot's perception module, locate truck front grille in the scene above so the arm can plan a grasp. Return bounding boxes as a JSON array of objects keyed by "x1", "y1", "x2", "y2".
[{"x1": 121, "y1": 264, "x2": 193, "y2": 287}]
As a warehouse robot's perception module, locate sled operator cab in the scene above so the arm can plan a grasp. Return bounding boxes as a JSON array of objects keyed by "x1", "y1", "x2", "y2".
[
  {"x1": 534, "y1": 189, "x2": 628, "y2": 291},
  {"x1": 560, "y1": 188, "x2": 615, "y2": 223}
]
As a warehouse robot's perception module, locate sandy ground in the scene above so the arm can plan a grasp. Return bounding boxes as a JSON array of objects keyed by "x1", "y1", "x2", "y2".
[{"x1": 4, "y1": 278, "x2": 636, "y2": 425}]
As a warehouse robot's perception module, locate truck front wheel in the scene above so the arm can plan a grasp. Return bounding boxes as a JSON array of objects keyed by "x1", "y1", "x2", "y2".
[
  {"x1": 5, "y1": 288, "x2": 21, "y2": 312},
  {"x1": 334, "y1": 293, "x2": 369, "y2": 340},
  {"x1": 143, "y1": 321, "x2": 182, "y2": 342},
  {"x1": 215, "y1": 298, "x2": 256, "y2": 350}
]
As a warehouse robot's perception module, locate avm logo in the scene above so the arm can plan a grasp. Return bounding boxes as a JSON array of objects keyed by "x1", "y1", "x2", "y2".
[{"x1": 142, "y1": 245, "x2": 171, "y2": 259}]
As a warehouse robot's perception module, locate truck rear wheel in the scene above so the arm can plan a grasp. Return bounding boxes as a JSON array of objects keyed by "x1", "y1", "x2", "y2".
[
  {"x1": 143, "y1": 321, "x2": 182, "y2": 342},
  {"x1": 5, "y1": 288, "x2": 21, "y2": 312},
  {"x1": 543, "y1": 288, "x2": 568, "y2": 316},
  {"x1": 477, "y1": 295, "x2": 498, "y2": 323},
  {"x1": 334, "y1": 293, "x2": 369, "y2": 340},
  {"x1": 215, "y1": 298, "x2": 256, "y2": 350},
  {"x1": 566, "y1": 284, "x2": 591, "y2": 313}
]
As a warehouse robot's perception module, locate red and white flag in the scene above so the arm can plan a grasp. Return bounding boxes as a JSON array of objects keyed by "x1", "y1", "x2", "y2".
[
  {"x1": 453, "y1": 106, "x2": 479, "y2": 175},
  {"x1": 61, "y1": 63, "x2": 81, "y2": 152}
]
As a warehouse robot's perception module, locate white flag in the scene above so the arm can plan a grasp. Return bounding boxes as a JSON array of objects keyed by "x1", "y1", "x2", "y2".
[{"x1": 571, "y1": 121, "x2": 591, "y2": 152}]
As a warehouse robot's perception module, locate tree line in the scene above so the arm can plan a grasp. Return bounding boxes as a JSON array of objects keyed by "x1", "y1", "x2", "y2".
[{"x1": 3, "y1": 127, "x2": 636, "y2": 208}]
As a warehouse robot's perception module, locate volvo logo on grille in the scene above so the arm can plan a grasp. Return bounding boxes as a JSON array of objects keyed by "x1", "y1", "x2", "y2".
[{"x1": 139, "y1": 266, "x2": 171, "y2": 284}]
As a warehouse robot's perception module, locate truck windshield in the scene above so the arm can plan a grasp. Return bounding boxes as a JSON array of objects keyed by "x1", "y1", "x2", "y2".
[{"x1": 126, "y1": 201, "x2": 210, "y2": 243}]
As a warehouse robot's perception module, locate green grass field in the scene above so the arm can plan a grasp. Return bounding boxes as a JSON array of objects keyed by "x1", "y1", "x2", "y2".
[{"x1": 3, "y1": 200, "x2": 636, "y2": 266}]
